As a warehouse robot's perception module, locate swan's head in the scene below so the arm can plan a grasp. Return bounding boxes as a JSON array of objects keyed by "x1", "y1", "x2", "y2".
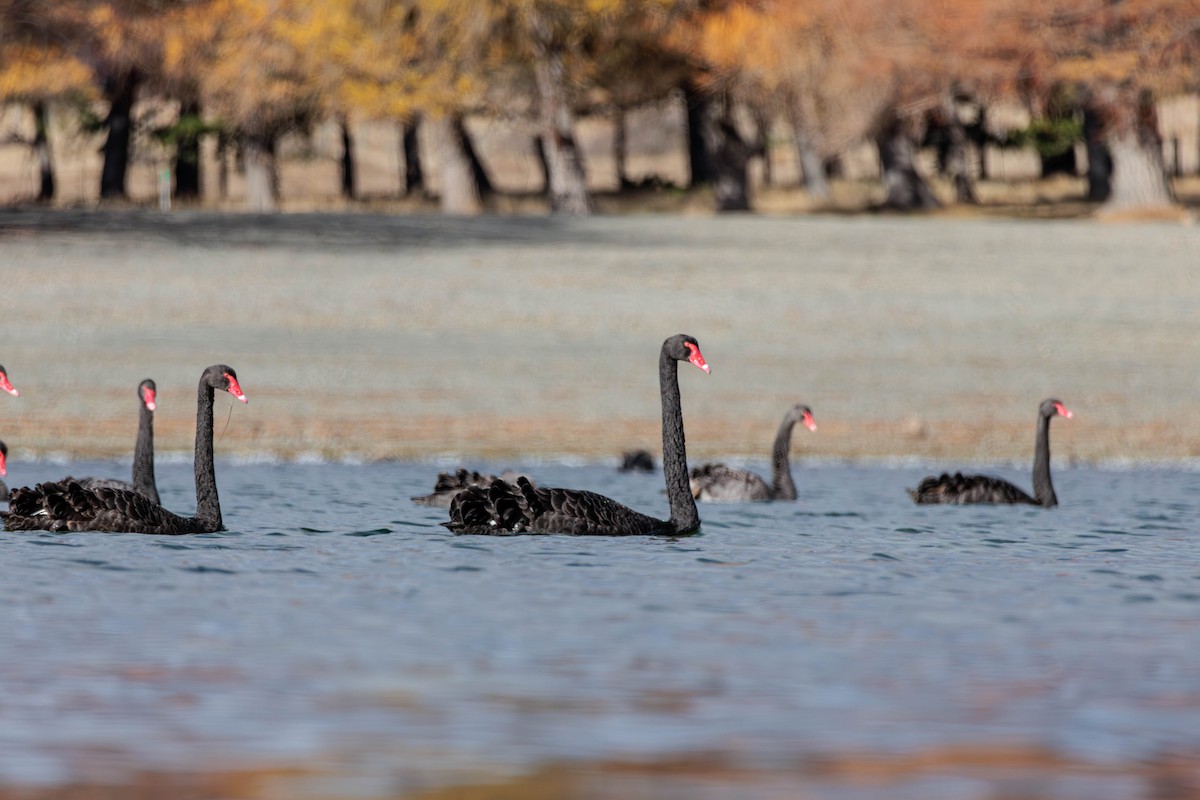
[
  {"x1": 790, "y1": 404, "x2": 817, "y2": 432},
  {"x1": 138, "y1": 379, "x2": 157, "y2": 412},
  {"x1": 665, "y1": 334, "x2": 710, "y2": 374},
  {"x1": 1040, "y1": 398, "x2": 1072, "y2": 420},
  {"x1": 0, "y1": 365, "x2": 18, "y2": 397},
  {"x1": 204, "y1": 364, "x2": 249, "y2": 404},
  {"x1": 0, "y1": 440, "x2": 6, "y2": 477}
]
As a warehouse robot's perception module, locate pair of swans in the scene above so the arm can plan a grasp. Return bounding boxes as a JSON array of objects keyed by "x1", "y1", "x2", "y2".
[{"x1": 2, "y1": 365, "x2": 247, "y2": 534}]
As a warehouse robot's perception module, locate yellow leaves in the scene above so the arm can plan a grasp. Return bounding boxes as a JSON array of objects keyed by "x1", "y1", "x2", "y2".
[
  {"x1": 691, "y1": 1, "x2": 824, "y2": 93},
  {"x1": 1056, "y1": 52, "x2": 1143, "y2": 84},
  {"x1": 0, "y1": 44, "x2": 94, "y2": 102}
]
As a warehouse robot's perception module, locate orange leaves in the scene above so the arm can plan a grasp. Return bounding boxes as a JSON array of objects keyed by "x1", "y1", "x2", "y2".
[
  {"x1": 975, "y1": 0, "x2": 1200, "y2": 96},
  {"x1": 0, "y1": 43, "x2": 94, "y2": 102}
]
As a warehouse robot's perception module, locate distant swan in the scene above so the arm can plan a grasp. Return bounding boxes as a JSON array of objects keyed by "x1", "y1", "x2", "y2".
[
  {"x1": 619, "y1": 449, "x2": 656, "y2": 473},
  {"x1": 689, "y1": 404, "x2": 816, "y2": 502},
  {"x1": 907, "y1": 398, "x2": 1072, "y2": 506},
  {"x1": 443, "y1": 334, "x2": 709, "y2": 535},
  {"x1": 72, "y1": 379, "x2": 161, "y2": 504}
]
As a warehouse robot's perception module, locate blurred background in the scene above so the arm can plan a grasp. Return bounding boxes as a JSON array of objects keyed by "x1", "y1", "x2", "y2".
[{"x1": 0, "y1": 0, "x2": 1197, "y2": 217}]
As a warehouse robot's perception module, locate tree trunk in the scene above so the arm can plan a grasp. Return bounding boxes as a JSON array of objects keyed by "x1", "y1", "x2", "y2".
[
  {"x1": 401, "y1": 116, "x2": 424, "y2": 196},
  {"x1": 874, "y1": 114, "x2": 940, "y2": 210},
  {"x1": 454, "y1": 116, "x2": 493, "y2": 197},
  {"x1": 788, "y1": 92, "x2": 828, "y2": 199},
  {"x1": 794, "y1": 132, "x2": 828, "y2": 199},
  {"x1": 533, "y1": 136, "x2": 550, "y2": 195},
  {"x1": 1093, "y1": 85, "x2": 1174, "y2": 213},
  {"x1": 173, "y1": 99, "x2": 202, "y2": 201},
  {"x1": 217, "y1": 131, "x2": 230, "y2": 200},
  {"x1": 681, "y1": 80, "x2": 714, "y2": 187},
  {"x1": 339, "y1": 115, "x2": 356, "y2": 200},
  {"x1": 699, "y1": 95, "x2": 753, "y2": 212},
  {"x1": 428, "y1": 114, "x2": 481, "y2": 215},
  {"x1": 100, "y1": 70, "x2": 138, "y2": 200},
  {"x1": 529, "y1": 22, "x2": 591, "y2": 215},
  {"x1": 938, "y1": 99, "x2": 977, "y2": 204},
  {"x1": 1082, "y1": 104, "x2": 1112, "y2": 202},
  {"x1": 242, "y1": 132, "x2": 278, "y2": 212},
  {"x1": 752, "y1": 107, "x2": 774, "y2": 187},
  {"x1": 614, "y1": 106, "x2": 629, "y2": 188},
  {"x1": 32, "y1": 101, "x2": 55, "y2": 202}
]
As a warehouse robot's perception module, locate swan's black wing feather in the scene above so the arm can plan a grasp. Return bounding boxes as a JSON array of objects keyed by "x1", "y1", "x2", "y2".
[
  {"x1": 2, "y1": 479, "x2": 211, "y2": 534},
  {"x1": 444, "y1": 477, "x2": 670, "y2": 536},
  {"x1": 907, "y1": 472, "x2": 1037, "y2": 505}
]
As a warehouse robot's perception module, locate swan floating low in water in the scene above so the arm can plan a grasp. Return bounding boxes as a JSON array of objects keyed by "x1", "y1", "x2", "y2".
[{"x1": 618, "y1": 449, "x2": 656, "y2": 473}]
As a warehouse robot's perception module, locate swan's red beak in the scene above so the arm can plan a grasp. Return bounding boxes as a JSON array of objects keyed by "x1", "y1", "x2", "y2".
[
  {"x1": 0, "y1": 373, "x2": 18, "y2": 397},
  {"x1": 142, "y1": 387, "x2": 157, "y2": 412},
  {"x1": 225, "y1": 373, "x2": 249, "y2": 404},
  {"x1": 684, "y1": 342, "x2": 710, "y2": 374},
  {"x1": 1054, "y1": 402, "x2": 1073, "y2": 419},
  {"x1": 803, "y1": 410, "x2": 817, "y2": 431},
  {"x1": 0, "y1": 450, "x2": 6, "y2": 477}
]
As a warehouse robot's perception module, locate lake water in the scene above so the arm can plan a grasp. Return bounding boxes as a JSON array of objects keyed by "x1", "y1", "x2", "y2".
[{"x1": 2, "y1": 458, "x2": 1199, "y2": 797}]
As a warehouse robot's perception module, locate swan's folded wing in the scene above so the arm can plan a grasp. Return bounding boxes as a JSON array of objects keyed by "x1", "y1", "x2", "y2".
[
  {"x1": 689, "y1": 463, "x2": 772, "y2": 502},
  {"x1": 908, "y1": 472, "x2": 1035, "y2": 504}
]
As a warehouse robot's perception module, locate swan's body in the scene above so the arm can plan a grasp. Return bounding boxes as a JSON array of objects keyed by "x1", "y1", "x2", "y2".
[
  {"x1": 690, "y1": 404, "x2": 815, "y2": 502},
  {"x1": 444, "y1": 334, "x2": 709, "y2": 536},
  {"x1": 908, "y1": 399, "x2": 1071, "y2": 507},
  {"x1": 71, "y1": 379, "x2": 160, "y2": 505},
  {"x1": 2, "y1": 366, "x2": 248, "y2": 533},
  {"x1": 412, "y1": 468, "x2": 533, "y2": 508}
]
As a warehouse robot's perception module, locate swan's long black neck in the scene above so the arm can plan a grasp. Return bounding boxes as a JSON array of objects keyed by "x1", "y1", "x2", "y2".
[
  {"x1": 1031, "y1": 412, "x2": 1057, "y2": 507},
  {"x1": 660, "y1": 350, "x2": 700, "y2": 534},
  {"x1": 194, "y1": 381, "x2": 223, "y2": 529},
  {"x1": 770, "y1": 415, "x2": 799, "y2": 501},
  {"x1": 132, "y1": 402, "x2": 159, "y2": 505}
]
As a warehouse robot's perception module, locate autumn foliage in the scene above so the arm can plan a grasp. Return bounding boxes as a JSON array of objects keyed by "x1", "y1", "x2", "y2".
[{"x1": 0, "y1": 0, "x2": 1197, "y2": 213}]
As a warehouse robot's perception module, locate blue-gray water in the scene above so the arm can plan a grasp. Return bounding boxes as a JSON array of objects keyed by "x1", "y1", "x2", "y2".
[{"x1": 1, "y1": 459, "x2": 1199, "y2": 794}]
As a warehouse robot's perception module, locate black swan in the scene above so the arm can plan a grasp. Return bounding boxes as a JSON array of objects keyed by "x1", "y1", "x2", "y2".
[
  {"x1": 2, "y1": 365, "x2": 248, "y2": 533},
  {"x1": 689, "y1": 403, "x2": 816, "y2": 502},
  {"x1": 412, "y1": 468, "x2": 534, "y2": 508},
  {"x1": 443, "y1": 334, "x2": 710, "y2": 535},
  {"x1": 71, "y1": 379, "x2": 161, "y2": 505},
  {"x1": 0, "y1": 365, "x2": 18, "y2": 397},
  {"x1": 619, "y1": 449, "x2": 656, "y2": 473},
  {"x1": 907, "y1": 398, "x2": 1072, "y2": 506}
]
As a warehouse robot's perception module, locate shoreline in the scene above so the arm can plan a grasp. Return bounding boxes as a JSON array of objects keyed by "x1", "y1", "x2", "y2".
[{"x1": 2, "y1": 211, "x2": 1197, "y2": 465}]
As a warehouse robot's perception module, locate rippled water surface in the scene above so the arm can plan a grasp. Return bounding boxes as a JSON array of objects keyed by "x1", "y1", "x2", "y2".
[{"x1": 2, "y1": 459, "x2": 1199, "y2": 794}]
